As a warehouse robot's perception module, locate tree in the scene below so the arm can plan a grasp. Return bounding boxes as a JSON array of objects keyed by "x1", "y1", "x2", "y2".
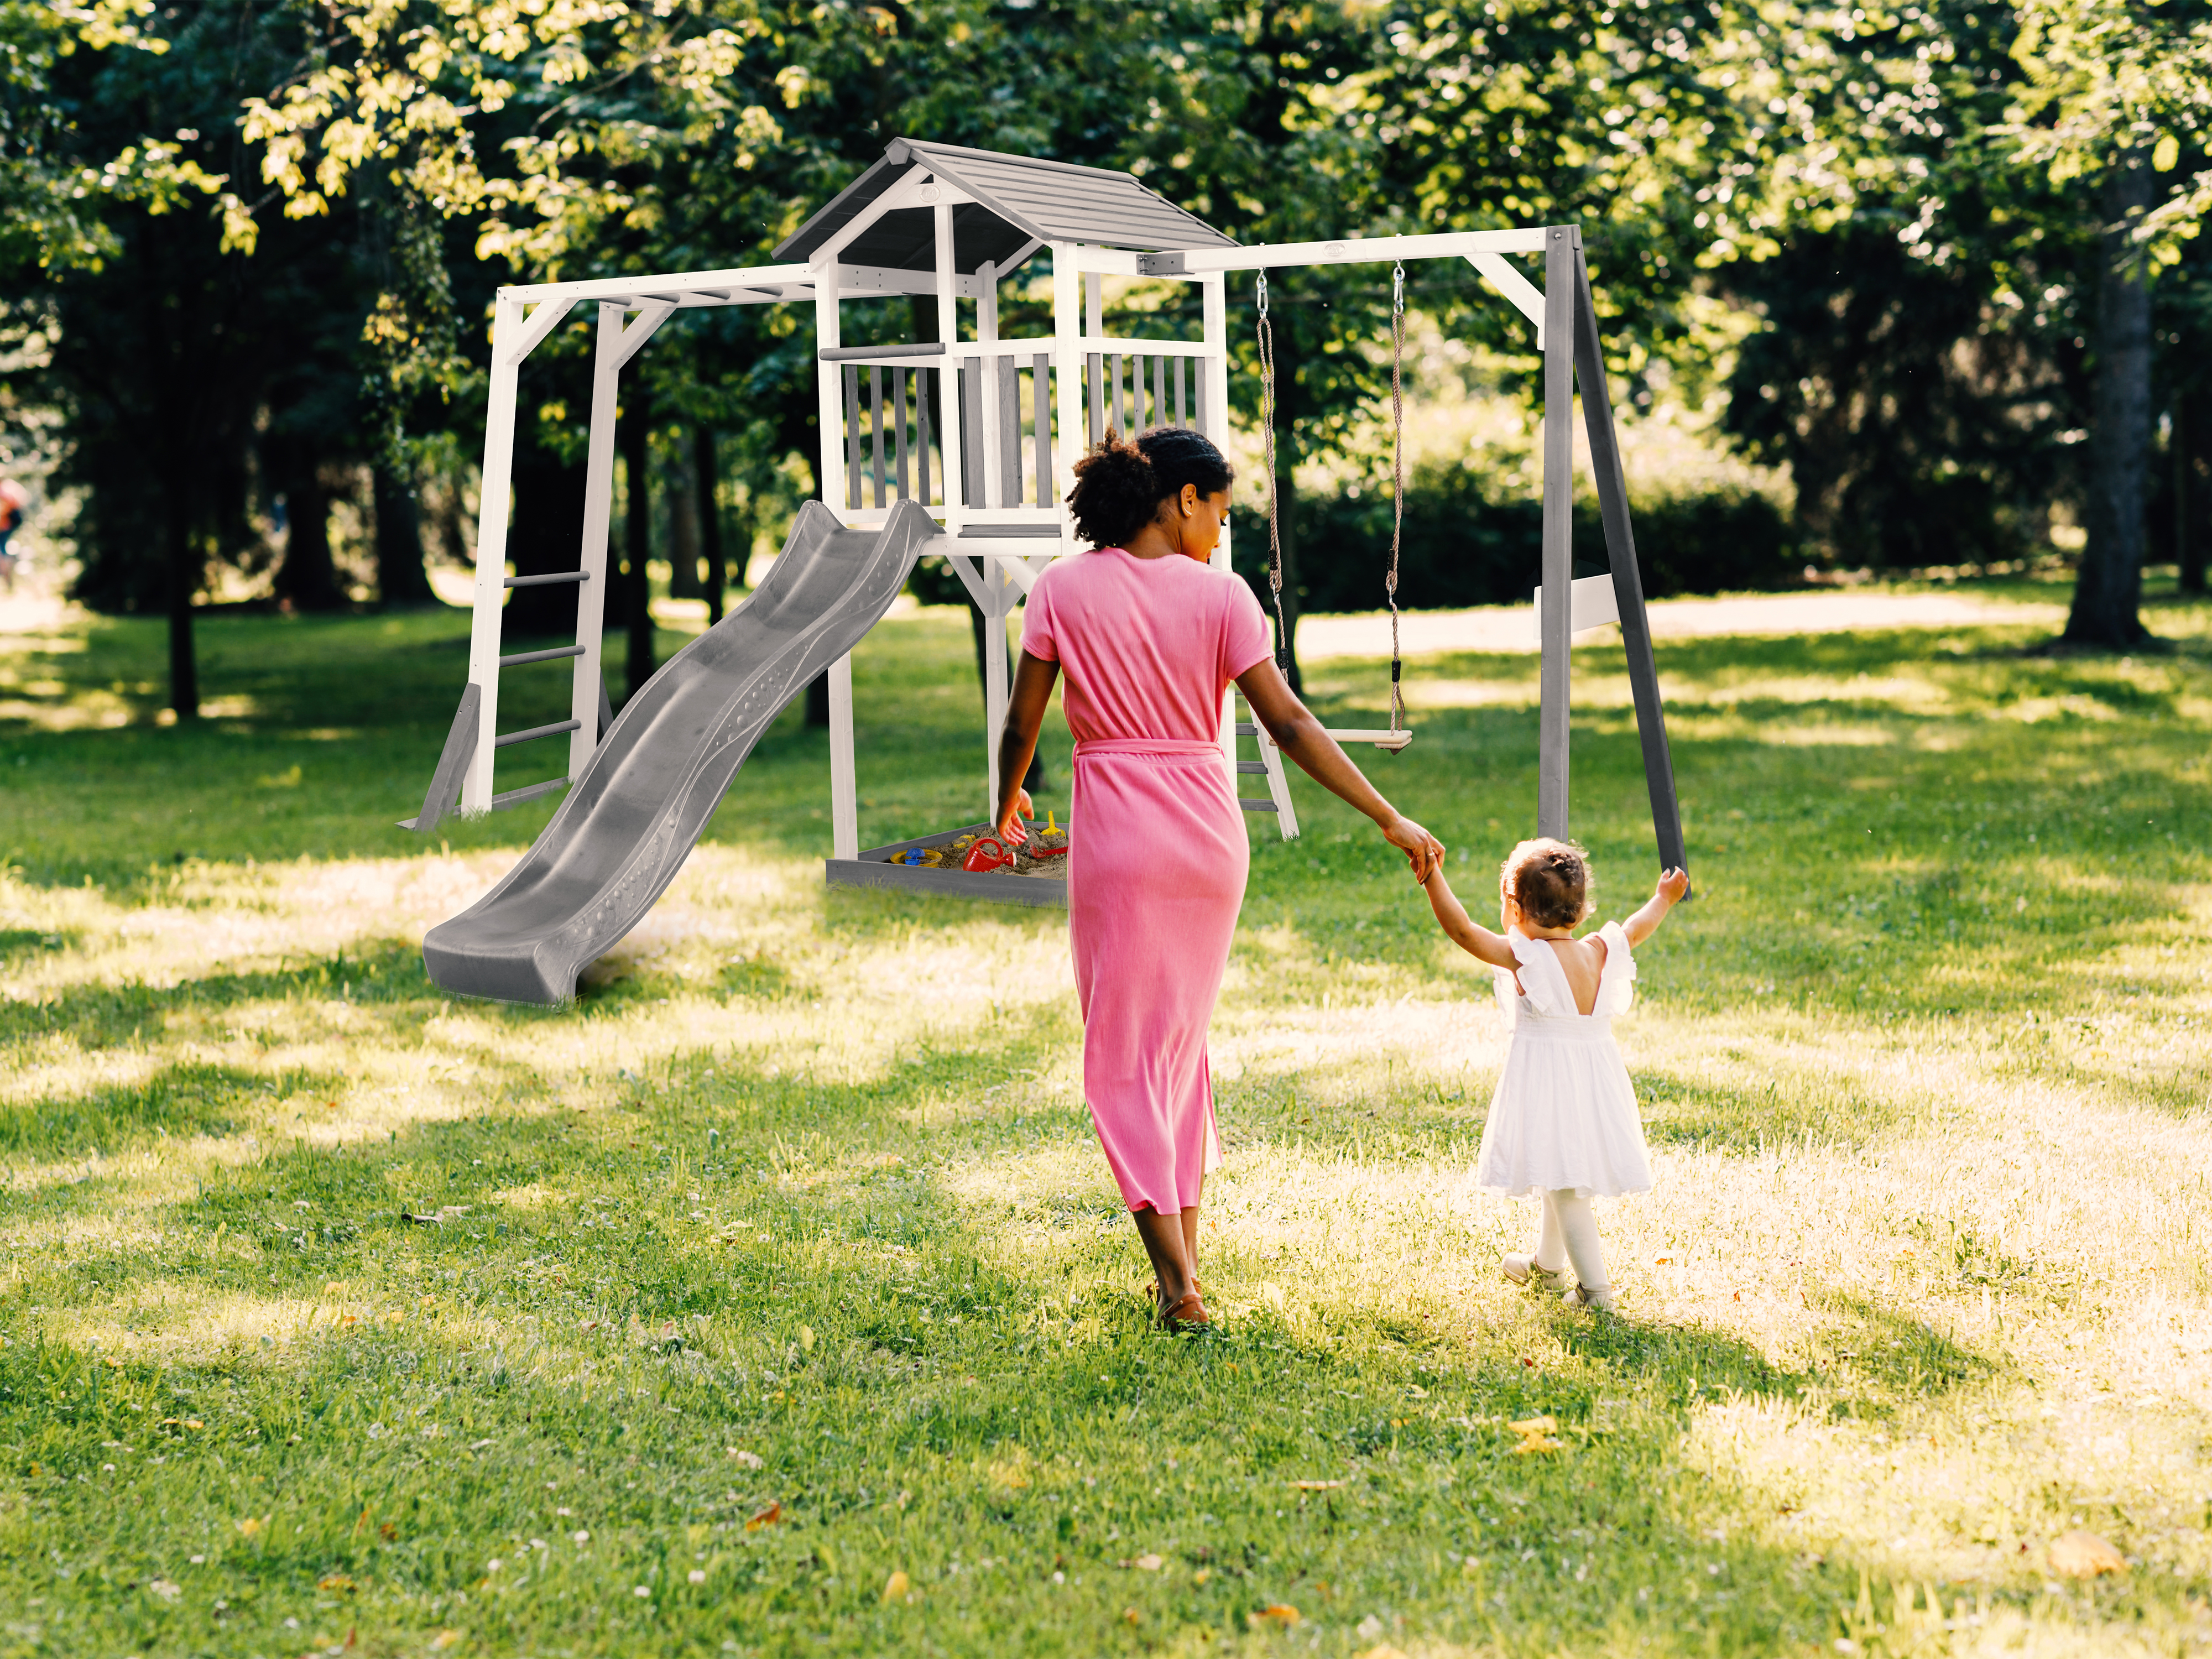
[{"x1": 2007, "y1": 0, "x2": 2212, "y2": 645}]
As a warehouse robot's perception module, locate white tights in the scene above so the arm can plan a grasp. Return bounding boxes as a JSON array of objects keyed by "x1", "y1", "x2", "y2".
[{"x1": 1532, "y1": 1189, "x2": 1610, "y2": 1295}]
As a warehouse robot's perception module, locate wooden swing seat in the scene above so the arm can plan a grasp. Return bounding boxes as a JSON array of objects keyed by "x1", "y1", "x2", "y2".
[{"x1": 1322, "y1": 727, "x2": 1413, "y2": 752}]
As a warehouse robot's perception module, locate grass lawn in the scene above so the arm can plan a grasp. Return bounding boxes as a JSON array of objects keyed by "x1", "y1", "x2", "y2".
[{"x1": 1, "y1": 575, "x2": 2209, "y2": 1658}]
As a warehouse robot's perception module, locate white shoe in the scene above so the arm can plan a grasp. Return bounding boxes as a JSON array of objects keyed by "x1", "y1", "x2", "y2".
[
  {"x1": 1562, "y1": 1282, "x2": 1616, "y2": 1313},
  {"x1": 1502, "y1": 1253, "x2": 1569, "y2": 1288}
]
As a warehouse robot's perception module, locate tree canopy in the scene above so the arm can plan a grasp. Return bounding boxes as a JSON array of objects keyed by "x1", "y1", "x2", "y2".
[{"x1": 4, "y1": 0, "x2": 2210, "y2": 713}]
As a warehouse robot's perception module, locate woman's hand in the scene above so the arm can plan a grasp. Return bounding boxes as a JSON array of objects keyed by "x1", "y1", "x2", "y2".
[
  {"x1": 1381, "y1": 813, "x2": 1444, "y2": 883},
  {"x1": 997, "y1": 789, "x2": 1035, "y2": 847}
]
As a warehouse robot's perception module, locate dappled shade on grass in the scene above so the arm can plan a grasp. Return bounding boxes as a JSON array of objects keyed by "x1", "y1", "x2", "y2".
[{"x1": 1, "y1": 580, "x2": 2209, "y2": 1654}]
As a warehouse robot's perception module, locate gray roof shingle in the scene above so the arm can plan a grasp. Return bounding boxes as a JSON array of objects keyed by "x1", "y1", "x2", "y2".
[{"x1": 775, "y1": 138, "x2": 1234, "y2": 272}]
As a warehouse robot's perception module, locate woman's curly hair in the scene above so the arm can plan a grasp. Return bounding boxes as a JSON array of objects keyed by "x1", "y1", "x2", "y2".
[
  {"x1": 1065, "y1": 426, "x2": 1234, "y2": 549},
  {"x1": 1500, "y1": 837, "x2": 1594, "y2": 931}
]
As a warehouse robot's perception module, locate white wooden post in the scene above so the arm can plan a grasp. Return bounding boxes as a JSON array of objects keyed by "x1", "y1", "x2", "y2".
[
  {"x1": 815, "y1": 263, "x2": 860, "y2": 862},
  {"x1": 1085, "y1": 270, "x2": 1103, "y2": 339},
  {"x1": 828, "y1": 654, "x2": 858, "y2": 860},
  {"x1": 934, "y1": 201, "x2": 964, "y2": 525},
  {"x1": 978, "y1": 259, "x2": 1003, "y2": 508},
  {"x1": 1051, "y1": 243, "x2": 1083, "y2": 525},
  {"x1": 567, "y1": 301, "x2": 624, "y2": 778},
  {"x1": 463, "y1": 295, "x2": 525, "y2": 812},
  {"x1": 1201, "y1": 272, "x2": 1239, "y2": 800},
  {"x1": 984, "y1": 570, "x2": 1010, "y2": 819}
]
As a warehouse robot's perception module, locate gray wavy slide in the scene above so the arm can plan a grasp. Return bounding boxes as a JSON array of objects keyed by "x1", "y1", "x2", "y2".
[{"x1": 422, "y1": 498, "x2": 937, "y2": 1006}]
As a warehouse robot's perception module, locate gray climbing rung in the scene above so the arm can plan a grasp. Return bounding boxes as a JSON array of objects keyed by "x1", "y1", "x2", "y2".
[
  {"x1": 1235, "y1": 722, "x2": 1259, "y2": 737},
  {"x1": 491, "y1": 778, "x2": 569, "y2": 810},
  {"x1": 499, "y1": 645, "x2": 586, "y2": 667},
  {"x1": 1240, "y1": 799, "x2": 1279, "y2": 813},
  {"x1": 494, "y1": 718, "x2": 582, "y2": 749},
  {"x1": 505, "y1": 571, "x2": 589, "y2": 588},
  {"x1": 1236, "y1": 761, "x2": 1268, "y2": 774}
]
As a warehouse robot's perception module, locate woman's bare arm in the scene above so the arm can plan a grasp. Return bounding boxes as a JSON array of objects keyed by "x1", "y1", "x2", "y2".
[
  {"x1": 1421, "y1": 866, "x2": 1519, "y2": 968},
  {"x1": 1233, "y1": 657, "x2": 1443, "y2": 880},
  {"x1": 1621, "y1": 867, "x2": 1691, "y2": 947},
  {"x1": 993, "y1": 648, "x2": 1061, "y2": 842}
]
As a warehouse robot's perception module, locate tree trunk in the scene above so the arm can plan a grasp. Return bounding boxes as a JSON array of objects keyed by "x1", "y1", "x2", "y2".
[
  {"x1": 1270, "y1": 317, "x2": 1306, "y2": 693},
  {"x1": 2065, "y1": 157, "x2": 2155, "y2": 648},
  {"x1": 622, "y1": 383, "x2": 655, "y2": 700},
  {"x1": 373, "y1": 463, "x2": 435, "y2": 606},
  {"x1": 274, "y1": 470, "x2": 346, "y2": 611},
  {"x1": 696, "y1": 425, "x2": 726, "y2": 624},
  {"x1": 666, "y1": 429, "x2": 702, "y2": 598},
  {"x1": 2181, "y1": 389, "x2": 2209, "y2": 597},
  {"x1": 165, "y1": 487, "x2": 199, "y2": 719}
]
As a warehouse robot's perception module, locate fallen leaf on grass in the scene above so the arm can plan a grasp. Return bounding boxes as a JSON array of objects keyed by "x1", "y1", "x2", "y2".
[
  {"x1": 881, "y1": 1570, "x2": 910, "y2": 1603},
  {"x1": 1288, "y1": 1480, "x2": 1343, "y2": 1491},
  {"x1": 319, "y1": 1574, "x2": 357, "y2": 1593},
  {"x1": 1507, "y1": 1416, "x2": 1557, "y2": 1436},
  {"x1": 147, "y1": 1579, "x2": 181, "y2": 1600},
  {"x1": 745, "y1": 1502, "x2": 782, "y2": 1531},
  {"x1": 1117, "y1": 1553, "x2": 1163, "y2": 1571},
  {"x1": 236, "y1": 1516, "x2": 267, "y2": 1539},
  {"x1": 1249, "y1": 1604, "x2": 1301, "y2": 1627},
  {"x1": 727, "y1": 1448, "x2": 764, "y2": 1469},
  {"x1": 428, "y1": 1632, "x2": 462, "y2": 1651},
  {"x1": 2049, "y1": 1531, "x2": 2126, "y2": 1577}
]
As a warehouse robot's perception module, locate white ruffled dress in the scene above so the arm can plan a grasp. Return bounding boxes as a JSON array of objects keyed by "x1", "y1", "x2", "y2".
[{"x1": 1474, "y1": 922, "x2": 1654, "y2": 1198}]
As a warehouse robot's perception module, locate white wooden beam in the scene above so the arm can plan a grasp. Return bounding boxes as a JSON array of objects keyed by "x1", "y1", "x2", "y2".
[
  {"x1": 1469, "y1": 251, "x2": 1547, "y2": 348},
  {"x1": 611, "y1": 300, "x2": 676, "y2": 369},
  {"x1": 1145, "y1": 227, "x2": 1553, "y2": 275},
  {"x1": 500, "y1": 263, "x2": 814, "y2": 306},
  {"x1": 503, "y1": 298, "x2": 579, "y2": 366}
]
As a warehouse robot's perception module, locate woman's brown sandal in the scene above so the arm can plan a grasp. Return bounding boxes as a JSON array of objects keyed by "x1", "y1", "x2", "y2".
[{"x1": 1159, "y1": 1290, "x2": 1212, "y2": 1331}]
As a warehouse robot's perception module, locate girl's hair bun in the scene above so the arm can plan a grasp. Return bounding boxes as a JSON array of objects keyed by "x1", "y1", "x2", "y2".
[
  {"x1": 1066, "y1": 426, "x2": 1234, "y2": 549},
  {"x1": 1500, "y1": 837, "x2": 1593, "y2": 930}
]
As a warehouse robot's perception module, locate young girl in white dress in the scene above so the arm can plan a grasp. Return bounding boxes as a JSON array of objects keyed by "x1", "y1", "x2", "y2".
[{"x1": 1421, "y1": 838, "x2": 1688, "y2": 1311}]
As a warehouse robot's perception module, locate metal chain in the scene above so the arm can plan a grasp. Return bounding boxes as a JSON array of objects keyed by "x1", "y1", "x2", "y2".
[
  {"x1": 1257, "y1": 270, "x2": 1290, "y2": 675},
  {"x1": 1387, "y1": 260, "x2": 1406, "y2": 733}
]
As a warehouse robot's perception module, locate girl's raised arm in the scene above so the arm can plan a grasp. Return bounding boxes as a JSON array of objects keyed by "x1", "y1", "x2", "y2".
[
  {"x1": 1621, "y1": 867, "x2": 1691, "y2": 947},
  {"x1": 1422, "y1": 867, "x2": 1519, "y2": 968}
]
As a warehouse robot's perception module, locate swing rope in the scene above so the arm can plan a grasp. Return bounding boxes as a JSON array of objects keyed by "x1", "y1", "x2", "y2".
[
  {"x1": 1257, "y1": 270, "x2": 1290, "y2": 677},
  {"x1": 1387, "y1": 260, "x2": 1406, "y2": 736},
  {"x1": 1254, "y1": 264, "x2": 1414, "y2": 750}
]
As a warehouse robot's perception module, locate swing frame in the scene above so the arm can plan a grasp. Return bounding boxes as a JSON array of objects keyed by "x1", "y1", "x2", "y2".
[{"x1": 1157, "y1": 225, "x2": 1688, "y2": 866}]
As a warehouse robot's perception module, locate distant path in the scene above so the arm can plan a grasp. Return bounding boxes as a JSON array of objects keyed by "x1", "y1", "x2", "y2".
[{"x1": 1295, "y1": 589, "x2": 2067, "y2": 660}]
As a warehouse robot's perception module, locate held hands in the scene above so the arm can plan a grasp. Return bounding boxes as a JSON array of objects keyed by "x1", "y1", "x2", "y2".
[
  {"x1": 995, "y1": 788, "x2": 1035, "y2": 848},
  {"x1": 1381, "y1": 814, "x2": 1445, "y2": 883}
]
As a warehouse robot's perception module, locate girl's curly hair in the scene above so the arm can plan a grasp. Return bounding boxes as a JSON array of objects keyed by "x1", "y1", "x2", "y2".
[
  {"x1": 1500, "y1": 837, "x2": 1593, "y2": 931},
  {"x1": 1065, "y1": 426, "x2": 1235, "y2": 549}
]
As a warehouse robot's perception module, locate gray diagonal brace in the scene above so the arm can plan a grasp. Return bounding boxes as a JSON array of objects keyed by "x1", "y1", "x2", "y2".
[
  {"x1": 1538, "y1": 229, "x2": 1575, "y2": 840},
  {"x1": 403, "y1": 683, "x2": 481, "y2": 833},
  {"x1": 1570, "y1": 237, "x2": 1689, "y2": 889}
]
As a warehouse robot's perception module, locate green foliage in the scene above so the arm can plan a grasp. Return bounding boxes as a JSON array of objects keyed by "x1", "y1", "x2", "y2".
[{"x1": 1276, "y1": 463, "x2": 1802, "y2": 614}]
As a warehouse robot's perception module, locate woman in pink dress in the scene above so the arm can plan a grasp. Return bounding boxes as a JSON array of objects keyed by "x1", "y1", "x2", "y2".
[{"x1": 994, "y1": 429, "x2": 1443, "y2": 1330}]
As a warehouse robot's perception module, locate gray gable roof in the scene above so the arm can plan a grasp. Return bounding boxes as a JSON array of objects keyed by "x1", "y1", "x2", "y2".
[{"x1": 774, "y1": 138, "x2": 1235, "y2": 273}]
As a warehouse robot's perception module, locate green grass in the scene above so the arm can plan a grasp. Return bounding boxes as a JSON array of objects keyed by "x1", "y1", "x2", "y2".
[{"x1": 1, "y1": 575, "x2": 2210, "y2": 1658}]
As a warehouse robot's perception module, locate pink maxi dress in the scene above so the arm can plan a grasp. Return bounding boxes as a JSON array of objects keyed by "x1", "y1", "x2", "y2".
[{"x1": 1020, "y1": 548, "x2": 1274, "y2": 1214}]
